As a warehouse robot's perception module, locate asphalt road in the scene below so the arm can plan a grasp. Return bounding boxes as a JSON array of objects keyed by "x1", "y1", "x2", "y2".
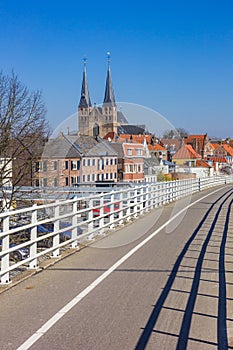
[{"x1": 0, "y1": 185, "x2": 233, "y2": 350}]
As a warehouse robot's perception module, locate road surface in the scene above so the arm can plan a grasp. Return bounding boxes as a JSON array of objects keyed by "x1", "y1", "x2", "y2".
[{"x1": 0, "y1": 185, "x2": 233, "y2": 350}]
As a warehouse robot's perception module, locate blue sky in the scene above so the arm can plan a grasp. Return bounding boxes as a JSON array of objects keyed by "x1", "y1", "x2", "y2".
[{"x1": 1, "y1": 0, "x2": 232, "y2": 138}]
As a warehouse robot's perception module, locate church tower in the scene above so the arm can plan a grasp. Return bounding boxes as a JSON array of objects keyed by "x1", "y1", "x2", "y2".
[
  {"x1": 102, "y1": 53, "x2": 118, "y2": 135},
  {"x1": 78, "y1": 58, "x2": 92, "y2": 135}
]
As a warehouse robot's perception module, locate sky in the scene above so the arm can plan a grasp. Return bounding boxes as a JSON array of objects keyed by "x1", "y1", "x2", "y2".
[{"x1": 0, "y1": 0, "x2": 233, "y2": 138}]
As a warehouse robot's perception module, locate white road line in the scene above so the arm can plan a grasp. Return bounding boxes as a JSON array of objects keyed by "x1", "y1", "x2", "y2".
[{"x1": 17, "y1": 187, "x2": 227, "y2": 350}]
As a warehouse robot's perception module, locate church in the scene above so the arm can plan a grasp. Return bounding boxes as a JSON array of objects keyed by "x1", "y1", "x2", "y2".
[{"x1": 78, "y1": 56, "x2": 129, "y2": 138}]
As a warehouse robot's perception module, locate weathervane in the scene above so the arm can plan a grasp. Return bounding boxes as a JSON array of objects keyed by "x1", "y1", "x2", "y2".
[
  {"x1": 83, "y1": 55, "x2": 87, "y2": 66},
  {"x1": 107, "y1": 51, "x2": 111, "y2": 67}
]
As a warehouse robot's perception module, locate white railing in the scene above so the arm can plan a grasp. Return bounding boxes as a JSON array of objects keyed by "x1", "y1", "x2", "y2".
[{"x1": 0, "y1": 175, "x2": 233, "y2": 284}]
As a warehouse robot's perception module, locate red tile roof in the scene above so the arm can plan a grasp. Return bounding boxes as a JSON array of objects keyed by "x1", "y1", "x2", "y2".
[
  {"x1": 173, "y1": 144, "x2": 202, "y2": 159},
  {"x1": 148, "y1": 143, "x2": 166, "y2": 151},
  {"x1": 205, "y1": 157, "x2": 228, "y2": 163},
  {"x1": 222, "y1": 144, "x2": 233, "y2": 157},
  {"x1": 196, "y1": 160, "x2": 211, "y2": 168}
]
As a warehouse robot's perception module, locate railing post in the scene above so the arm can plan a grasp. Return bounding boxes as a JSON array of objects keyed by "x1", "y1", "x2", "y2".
[
  {"x1": 139, "y1": 187, "x2": 144, "y2": 214},
  {"x1": 145, "y1": 185, "x2": 150, "y2": 211},
  {"x1": 133, "y1": 189, "x2": 138, "y2": 217},
  {"x1": 0, "y1": 214, "x2": 11, "y2": 284},
  {"x1": 118, "y1": 191, "x2": 124, "y2": 224},
  {"x1": 99, "y1": 194, "x2": 104, "y2": 228},
  {"x1": 87, "y1": 198, "x2": 94, "y2": 233},
  {"x1": 52, "y1": 201, "x2": 61, "y2": 258},
  {"x1": 71, "y1": 200, "x2": 78, "y2": 248},
  {"x1": 28, "y1": 204, "x2": 38, "y2": 269},
  {"x1": 126, "y1": 189, "x2": 131, "y2": 220},
  {"x1": 109, "y1": 192, "x2": 115, "y2": 226}
]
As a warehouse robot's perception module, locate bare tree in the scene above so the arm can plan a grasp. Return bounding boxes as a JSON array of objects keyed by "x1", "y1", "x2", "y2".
[
  {"x1": 163, "y1": 127, "x2": 189, "y2": 139},
  {"x1": 0, "y1": 71, "x2": 49, "y2": 211}
]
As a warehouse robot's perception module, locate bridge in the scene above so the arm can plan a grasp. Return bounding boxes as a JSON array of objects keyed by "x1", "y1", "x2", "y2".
[{"x1": 0, "y1": 176, "x2": 233, "y2": 349}]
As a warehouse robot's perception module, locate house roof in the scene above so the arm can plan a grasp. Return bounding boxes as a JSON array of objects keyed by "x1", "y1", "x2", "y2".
[
  {"x1": 144, "y1": 157, "x2": 160, "y2": 167},
  {"x1": 222, "y1": 144, "x2": 233, "y2": 157},
  {"x1": 210, "y1": 143, "x2": 219, "y2": 149},
  {"x1": 206, "y1": 156, "x2": 228, "y2": 163},
  {"x1": 109, "y1": 143, "x2": 124, "y2": 158},
  {"x1": 42, "y1": 135, "x2": 82, "y2": 159},
  {"x1": 173, "y1": 144, "x2": 202, "y2": 159},
  {"x1": 196, "y1": 160, "x2": 211, "y2": 168},
  {"x1": 148, "y1": 143, "x2": 166, "y2": 151},
  {"x1": 43, "y1": 134, "x2": 117, "y2": 159}
]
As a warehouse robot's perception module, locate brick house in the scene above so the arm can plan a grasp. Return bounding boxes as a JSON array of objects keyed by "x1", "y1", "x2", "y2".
[
  {"x1": 110, "y1": 142, "x2": 145, "y2": 182},
  {"x1": 34, "y1": 134, "x2": 118, "y2": 187}
]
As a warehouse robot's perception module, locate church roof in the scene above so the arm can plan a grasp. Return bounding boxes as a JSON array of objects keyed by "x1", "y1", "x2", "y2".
[
  {"x1": 78, "y1": 61, "x2": 91, "y2": 108},
  {"x1": 117, "y1": 124, "x2": 146, "y2": 135},
  {"x1": 103, "y1": 66, "x2": 116, "y2": 106}
]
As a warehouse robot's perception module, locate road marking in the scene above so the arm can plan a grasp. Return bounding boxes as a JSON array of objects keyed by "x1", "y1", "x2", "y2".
[{"x1": 17, "y1": 187, "x2": 227, "y2": 350}]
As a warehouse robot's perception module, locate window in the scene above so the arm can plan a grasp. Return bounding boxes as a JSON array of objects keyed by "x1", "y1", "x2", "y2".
[
  {"x1": 110, "y1": 173, "x2": 113, "y2": 179},
  {"x1": 106, "y1": 173, "x2": 109, "y2": 180},
  {"x1": 136, "y1": 149, "x2": 143, "y2": 156},
  {"x1": 65, "y1": 177, "x2": 69, "y2": 186},
  {"x1": 43, "y1": 178, "x2": 47, "y2": 187},
  {"x1": 87, "y1": 159, "x2": 91, "y2": 166},
  {"x1": 128, "y1": 149, "x2": 133, "y2": 156},
  {"x1": 83, "y1": 175, "x2": 85, "y2": 182},
  {"x1": 64, "y1": 161, "x2": 69, "y2": 170},
  {"x1": 71, "y1": 161, "x2": 77, "y2": 170},
  {"x1": 54, "y1": 178, "x2": 58, "y2": 187},
  {"x1": 43, "y1": 161, "x2": 47, "y2": 172},
  {"x1": 87, "y1": 174, "x2": 90, "y2": 182},
  {"x1": 92, "y1": 174, "x2": 95, "y2": 181},
  {"x1": 35, "y1": 162, "x2": 40, "y2": 172},
  {"x1": 92, "y1": 159, "x2": 95, "y2": 166},
  {"x1": 106, "y1": 158, "x2": 109, "y2": 165},
  {"x1": 35, "y1": 179, "x2": 39, "y2": 187},
  {"x1": 53, "y1": 161, "x2": 57, "y2": 170},
  {"x1": 77, "y1": 160, "x2": 80, "y2": 170},
  {"x1": 83, "y1": 159, "x2": 86, "y2": 166}
]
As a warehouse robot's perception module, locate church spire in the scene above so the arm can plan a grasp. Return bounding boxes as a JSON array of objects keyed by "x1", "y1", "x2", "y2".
[
  {"x1": 103, "y1": 52, "x2": 116, "y2": 106},
  {"x1": 78, "y1": 57, "x2": 92, "y2": 108}
]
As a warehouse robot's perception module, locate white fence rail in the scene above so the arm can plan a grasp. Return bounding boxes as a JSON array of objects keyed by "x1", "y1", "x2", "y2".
[{"x1": 1, "y1": 175, "x2": 233, "y2": 284}]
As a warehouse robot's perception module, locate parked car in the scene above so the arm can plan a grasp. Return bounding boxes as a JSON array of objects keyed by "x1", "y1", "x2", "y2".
[
  {"x1": 59, "y1": 222, "x2": 83, "y2": 241},
  {"x1": 9, "y1": 243, "x2": 29, "y2": 262},
  {"x1": 92, "y1": 202, "x2": 120, "y2": 217},
  {"x1": 0, "y1": 238, "x2": 29, "y2": 262}
]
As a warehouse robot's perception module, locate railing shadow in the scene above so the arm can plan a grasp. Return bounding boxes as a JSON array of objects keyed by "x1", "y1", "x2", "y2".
[{"x1": 134, "y1": 189, "x2": 233, "y2": 350}]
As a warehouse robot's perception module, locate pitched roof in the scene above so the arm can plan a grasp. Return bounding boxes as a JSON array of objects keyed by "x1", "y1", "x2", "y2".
[
  {"x1": 78, "y1": 63, "x2": 91, "y2": 108},
  {"x1": 66, "y1": 135, "x2": 117, "y2": 157},
  {"x1": 42, "y1": 135, "x2": 82, "y2": 159},
  {"x1": 205, "y1": 156, "x2": 228, "y2": 163},
  {"x1": 222, "y1": 144, "x2": 233, "y2": 157},
  {"x1": 173, "y1": 144, "x2": 202, "y2": 159},
  {"x1": 103, "y1": 66, "x2": 116, "y2": 106},
  {"x1": 196, "y1": 160, "x2": 211, "y2": 168},
  {"x1": 148, "y1": 143, "x2": 166, "y2": 151},
  {"x1": 117, "y1": 124, "x2": 146, "y2": 135}
]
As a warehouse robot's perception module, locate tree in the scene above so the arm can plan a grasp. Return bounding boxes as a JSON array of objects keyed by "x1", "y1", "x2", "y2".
[
  {"x1": 163, "y1": 127, "x2": 189, "y2": 139},
  {"x1": 0, "y1": 71, "x2": 49, "y2": 211}
]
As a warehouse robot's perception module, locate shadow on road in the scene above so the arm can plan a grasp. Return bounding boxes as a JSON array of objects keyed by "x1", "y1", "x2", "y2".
[{"x1": 134, "y1": 189, "x2": 233, "y2": 350}]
